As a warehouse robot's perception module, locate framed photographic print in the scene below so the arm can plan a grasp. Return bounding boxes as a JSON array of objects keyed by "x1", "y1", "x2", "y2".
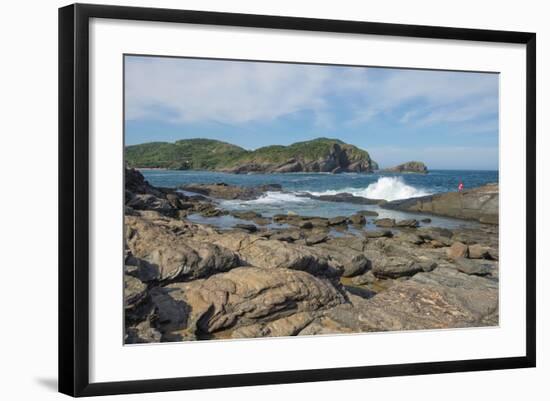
[{"x1": 58, "y1": 3, "x2": 536, "y2": 397}]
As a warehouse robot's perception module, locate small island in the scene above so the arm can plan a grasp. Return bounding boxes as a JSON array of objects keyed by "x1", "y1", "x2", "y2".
[
  {"x1": 126, "y1": 137, "x2": 385, "y2": 174},
  {"x1": 382, "y1": 161, "x2": 428, "y2": 174}
]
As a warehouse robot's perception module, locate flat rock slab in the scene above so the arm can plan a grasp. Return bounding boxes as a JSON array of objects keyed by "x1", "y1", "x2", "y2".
[
  {"x1": 382, "y1": 183, "x2": 499, "y2": 224},
  {"x1": 300, "y1": 267, "x2": 498, "y2": 334}
]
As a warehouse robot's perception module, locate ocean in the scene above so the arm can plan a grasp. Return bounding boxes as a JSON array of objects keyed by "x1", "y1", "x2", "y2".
[{"x1": 140, "y1": 169, "x2": 498, "y2": 229}]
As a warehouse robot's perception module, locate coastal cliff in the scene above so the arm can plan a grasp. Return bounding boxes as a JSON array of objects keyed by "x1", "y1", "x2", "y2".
[{"x1": 125, "y1": 137, "x2": 379, "y2": 174}]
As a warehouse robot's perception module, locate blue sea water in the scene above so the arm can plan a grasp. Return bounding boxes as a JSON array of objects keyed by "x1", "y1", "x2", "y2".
[{"x1": 140, "y1": 169, "x2": 498, "y2": 229}]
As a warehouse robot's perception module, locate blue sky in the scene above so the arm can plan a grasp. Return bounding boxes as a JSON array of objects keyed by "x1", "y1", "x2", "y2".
[{"x1": 125, "y1": 56, "x2": 499, "y2": 170}]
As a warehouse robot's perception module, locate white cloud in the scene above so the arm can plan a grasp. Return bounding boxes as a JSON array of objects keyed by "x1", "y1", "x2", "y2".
[
  {"x1": 125, "y1": 57, "x2": 498, "y2": 130},
  {"x1": 347, "y1": 69, "x2": 499, "y2": 127},
  {"x1": 126, "y1": 57, "x2": 337, "y2": 124}
]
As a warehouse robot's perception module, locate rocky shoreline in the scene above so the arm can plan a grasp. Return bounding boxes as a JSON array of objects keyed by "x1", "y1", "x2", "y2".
[{"x1": 124, "y1": 168, "x2": 499, "y2": 343}]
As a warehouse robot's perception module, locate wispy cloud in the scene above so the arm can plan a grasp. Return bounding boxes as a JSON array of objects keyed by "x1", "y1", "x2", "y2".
[
  {"x1": 125, "y1": 57, "x2": 498, "y2": 132},
  {"x1": 125, "y1": 57, "x2": 499, "y2": 169}
]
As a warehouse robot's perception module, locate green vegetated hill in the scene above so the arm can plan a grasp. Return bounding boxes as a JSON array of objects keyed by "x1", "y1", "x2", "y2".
[{"x1": 125, "y1": 137, "x2": 379, "y2": 173}]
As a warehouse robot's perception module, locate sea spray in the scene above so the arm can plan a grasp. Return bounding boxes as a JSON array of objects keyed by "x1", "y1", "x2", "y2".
[
  {"x1": 361, "y1": 177, "x2": 431, "y2": 201},
  {"x1": 222, "y1": 191, "x2": 308, "y2": 206},
  {"x1": 308, "y1": 177, "x2": 431, "y2": 202}
]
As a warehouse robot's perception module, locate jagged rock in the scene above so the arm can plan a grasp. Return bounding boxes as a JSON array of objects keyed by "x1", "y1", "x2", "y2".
[
  {"x1": 231, "y1": 312, "x2": 315, "y2": 338},
  {"x1": 312, "y1": 237, "x2": 371, "y2": 277},
  {"x1": 127, "y1": 194, "x2": 179, "y2": 217},
  {"x1": 274, "y1": 160, "x2": 303, "y2": 173},
  {"x1": 447, "y1": 241, "x2": 469, "y2": 260},
  {"x1": 124, "y1": 274, "x2": 147, "y2": 310},
  {"x1": 416, "y1": 227, "x2": 453, "y2": 246},
  {"x1": 125, "y1": 216, "x2": 241, "y2": 282},
  {"x1": 211, "y1": 232, "x2": 339, "y2": 277},
  {"x1": 300, "y1": 267, "x2": 498, "y2": 334},
  {"x1": 151, "y1": 267, "x2": 347, "y2": 337},
  {"x1": 305, "y1": 232, "x2": 329, "y2": 246},
  {"x1": 125, "y1": 319, "x2": 162, "y2": 344}
]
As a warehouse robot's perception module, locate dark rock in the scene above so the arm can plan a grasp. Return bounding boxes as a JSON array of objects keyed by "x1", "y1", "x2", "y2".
[
  {"x1": 364, "y1": 230, "x2": 393, "y2": 238},
  {"x1": 231, "y1": 211, "x2": 261, "y2": 220},
  {"x1": 416, "y1": 227, "x2": 453, "y2": 246},
  {"x1": 234, "y1": 224, "x2": 258, "y2": 232},
  {"x1": 374, "y1": 218, "x2": 395, "y2": 227},
  {"x1": 270, "y1": 230, "x2": 303, "y2": 242},
  {"x1": 125, "y1": 319, "x2": 162, "y2": 344},
  {"x1": 124, "y1": 274, "x2": 147, "y2": 310},
  {"x1": 252, "y1": 217, "x2": 271, "y2": 226},
  {"x1": 356, "y1": 210, "x2": 379, "y2": 217},
  {"x1": 179, "y1": 183, "x2": 281, "y2": 200},
  {"x1": 328, "y1": 216, "x2": 348, "y2": 226},
  {"x1": 341, "y1": 255, "x2": 371, "y2": 277},
  {"x1": 302, "y1": 192, "x2": 382, "y2": 205},
  {"x1": 371, "y1": 257, "x2": 426, "y2": 279},
  {"x1": 382, "y1": 161, "x2": 428, "y2": 174},
  {"x1": 274, "y1": 160, "x2": 303, "y2": 173},
  {"x1": 454, "y1": 258, "x2": 494, "y2": 276},
  {"x1": 349, "y1": 213, "x2": 366, "y2": 225},
  {"x1": 305, "y1": 232, "x2": 329, "y2": 246},
  {"x1": 395, "y1": 219, "x2": 419, "y2": 228}
]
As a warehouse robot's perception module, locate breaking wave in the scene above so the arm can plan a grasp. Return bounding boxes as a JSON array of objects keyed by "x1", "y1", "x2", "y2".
[{"x1": 309, "y1": 177, "x2": 431, "y2": 202}]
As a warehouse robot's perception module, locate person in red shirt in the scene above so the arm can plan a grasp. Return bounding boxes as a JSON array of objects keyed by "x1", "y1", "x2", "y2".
[{"x1": 458, "y1": 180, "x2": 464, "y2": 192}]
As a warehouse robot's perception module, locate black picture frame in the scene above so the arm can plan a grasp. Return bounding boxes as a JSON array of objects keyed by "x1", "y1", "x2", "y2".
[{"x1": 59, "y1": 3, "x2": 536, "y2": 397}]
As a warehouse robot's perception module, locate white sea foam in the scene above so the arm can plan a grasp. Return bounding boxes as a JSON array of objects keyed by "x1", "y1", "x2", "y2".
[
  {"x1": 223, "y1": 191, "x2": 308, "y2": 206},
  {"x1": 309, "y1": 177, "x2": 431, "y2": 202}
]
